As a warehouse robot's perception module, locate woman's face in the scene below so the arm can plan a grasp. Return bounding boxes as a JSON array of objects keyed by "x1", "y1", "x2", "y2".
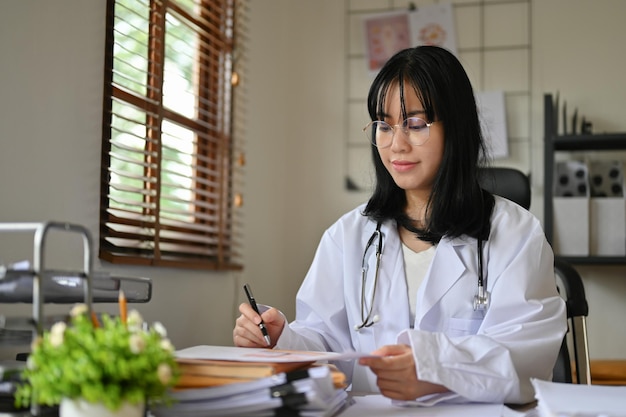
[{"x1": 376, "y1": 83, "x2": 444, "y2": 197}]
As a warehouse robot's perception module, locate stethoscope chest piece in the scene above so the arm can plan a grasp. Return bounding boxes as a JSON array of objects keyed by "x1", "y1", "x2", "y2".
[{"x1": 473, "y1": 287, "x2": 490, "y2": 311}]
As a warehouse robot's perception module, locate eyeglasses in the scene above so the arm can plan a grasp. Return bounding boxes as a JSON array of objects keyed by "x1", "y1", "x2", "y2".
[{"x1": 363, "y1": 117, "x2": 436, "y2": 148}]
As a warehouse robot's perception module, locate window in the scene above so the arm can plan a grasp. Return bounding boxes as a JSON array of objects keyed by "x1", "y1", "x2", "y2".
[{"x1": 100, "y1": 0, "x2": 245, "y2": 270}]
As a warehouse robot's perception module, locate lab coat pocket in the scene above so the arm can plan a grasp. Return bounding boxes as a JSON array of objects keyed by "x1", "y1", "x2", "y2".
[{"x1": 446, "y1": 317, "x2": 482, "y2": 337}]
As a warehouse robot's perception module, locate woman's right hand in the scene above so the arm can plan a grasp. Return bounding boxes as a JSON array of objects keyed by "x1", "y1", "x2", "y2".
[{"x1": 233, "y1": 303, "x2": 285, "y2": 348}]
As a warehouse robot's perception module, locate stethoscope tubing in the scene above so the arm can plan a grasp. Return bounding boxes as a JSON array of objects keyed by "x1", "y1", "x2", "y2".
[{"x1": 355, "y1": 221, "x2": 490, "y2": 331}]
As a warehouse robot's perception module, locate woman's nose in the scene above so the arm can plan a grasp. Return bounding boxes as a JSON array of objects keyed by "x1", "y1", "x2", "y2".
[{"x1": 389, "y1": 127, "x2": 411, "y2": 151}]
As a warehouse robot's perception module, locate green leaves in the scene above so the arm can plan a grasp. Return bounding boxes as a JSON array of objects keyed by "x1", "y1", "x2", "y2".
[{"x1": 15, "y1": 306, "x2": 179, "y2": 411}]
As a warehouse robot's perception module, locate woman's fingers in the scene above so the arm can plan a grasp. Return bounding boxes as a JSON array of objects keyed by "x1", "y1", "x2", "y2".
[
  {"x1": 233, "y1": 303, "x2": 268, "y2": 347},
  {"x1": 233, "y1": 303, "x2": 284, "y2": 348}
]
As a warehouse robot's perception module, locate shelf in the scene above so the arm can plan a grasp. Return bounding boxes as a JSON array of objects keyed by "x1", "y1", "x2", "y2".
[
  {"x1": 544, "y1": 94, "x2": 626, "y2": 266},
  {"x1": 0, "y1": 271, "x2": 151, "y2": 304},
  {"x1": 556, "y1": 256, "x2": 626, "y2": 265},
  {"x1": 552, "y1": 133, "x2": 626, "y2": 151}
]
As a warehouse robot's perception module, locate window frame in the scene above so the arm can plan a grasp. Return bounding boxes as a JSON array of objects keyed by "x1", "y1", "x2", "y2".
[{"x1": 99, "y1": 0, "x2": 243, "y2": 271}]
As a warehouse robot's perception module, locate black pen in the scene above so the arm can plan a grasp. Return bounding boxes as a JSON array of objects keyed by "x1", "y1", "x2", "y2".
[{"x1": 243, "y1": 283, "x2": 271, "y2": 346}]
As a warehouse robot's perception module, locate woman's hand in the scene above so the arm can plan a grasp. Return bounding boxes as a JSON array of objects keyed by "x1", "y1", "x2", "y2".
[
  {"x1": 359, "y1": 344, "x2": 448, "y2": 401},
  {"x1": 233, "y1": 303, "x2": 285, "y2": 348}
]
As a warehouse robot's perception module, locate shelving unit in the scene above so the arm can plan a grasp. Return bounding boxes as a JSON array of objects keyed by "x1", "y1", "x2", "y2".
[
  {"x1": 543, "y1": 93, "x2": 626, "y2": 265},
  {"x1": 0, "y1": 221, "x2": 152, "y2": 416}
]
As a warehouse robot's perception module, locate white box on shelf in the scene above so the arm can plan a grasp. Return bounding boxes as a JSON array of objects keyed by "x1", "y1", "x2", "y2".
[
  {"x1": 590, "y1": 198, "x2": 626, "y2": 256},
  {"x1": 553, "y1": 197, "x2": 589, "y2": 256},
  {"x1": 588, "y1": 160, "x2": 625, "y2": 256},
  {"x1": 552, "y1": 161, "x2": 590, "y2": 256}
]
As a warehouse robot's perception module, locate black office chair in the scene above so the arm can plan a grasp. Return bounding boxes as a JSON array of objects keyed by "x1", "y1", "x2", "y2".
[{"x1": 478, "y1": 167, "x2": 591, "y2": 384}]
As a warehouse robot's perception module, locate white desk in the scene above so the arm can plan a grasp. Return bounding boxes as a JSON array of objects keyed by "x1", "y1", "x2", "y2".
[{"x1": 338, "y1": 394, "x2": 533, "y2": 417}]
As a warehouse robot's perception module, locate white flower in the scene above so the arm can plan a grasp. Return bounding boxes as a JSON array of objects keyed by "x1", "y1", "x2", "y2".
[
  {"x1": 157, "y1": 363, "x2": 172, "y2": 385},
  {"x1": 49, "y1": 322, "x2": 66, "y2": 347},
  {"x1": 30, "y1": 336, "x2": 42, "y2": 352},
  {"x1": 160, "y1": 338, "x2": 174, "y2": 352},
  {"x1": 26, "y1": 354, "x2": 36, "y2": 370},
  {"x1": 127, "y1": 309, "x2": 144, "y2": 332},
  {"x1": 70, "y1": 303, "x2": 88, "y2": 317},
  {"x1": 129, "y1": 334, "x2": 146, "y2": 354},
  {"x1": 152, "y1": 321, "x2": 167, "y2": 338}
]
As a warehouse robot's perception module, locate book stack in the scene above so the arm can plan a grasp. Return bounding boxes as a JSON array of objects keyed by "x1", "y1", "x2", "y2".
[
  {"x1": 175, "y1": 356, "x2": 315, "y2": 389},
  {"x1": 151, "y1": 345, "x2": 349, "y2": 417}
]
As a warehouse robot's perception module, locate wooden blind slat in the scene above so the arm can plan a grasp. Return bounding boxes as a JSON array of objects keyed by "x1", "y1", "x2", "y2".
[{"x1": 100, "y1": 0, "x2": 243, "y2": 271}]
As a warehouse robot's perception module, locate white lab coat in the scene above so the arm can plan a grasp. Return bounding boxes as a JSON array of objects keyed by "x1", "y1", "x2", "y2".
[{"x1": 275, "y1": 196, "x2": 567, "y2": 405}]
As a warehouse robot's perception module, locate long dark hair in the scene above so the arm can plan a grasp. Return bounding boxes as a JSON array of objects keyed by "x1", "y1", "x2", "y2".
[{"x1": 362, "y1": 46, "x2": 493, "y2": 243}]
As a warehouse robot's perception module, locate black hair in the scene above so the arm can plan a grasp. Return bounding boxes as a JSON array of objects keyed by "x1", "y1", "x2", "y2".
[{"x1": 362, "y1": 46, "x2": 494, "y2": 243}]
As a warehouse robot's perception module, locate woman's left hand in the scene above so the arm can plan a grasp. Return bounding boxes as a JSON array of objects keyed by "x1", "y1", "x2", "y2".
[{"x1": 359, "y1": 344, "x2": 448, "y2": 401}]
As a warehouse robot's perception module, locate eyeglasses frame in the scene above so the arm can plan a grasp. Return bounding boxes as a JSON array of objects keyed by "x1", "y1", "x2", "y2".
[{"x1": 363, "y1": 117, "x2": 438, "y2": 148}]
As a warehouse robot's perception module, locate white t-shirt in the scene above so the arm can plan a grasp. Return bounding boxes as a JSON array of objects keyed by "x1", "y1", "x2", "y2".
[{"x1": 402, "y1": 243, "x2": 436, "y2": 326}]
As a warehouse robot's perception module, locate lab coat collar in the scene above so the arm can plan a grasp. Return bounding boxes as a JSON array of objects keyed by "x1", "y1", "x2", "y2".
[
  {"x1": 370, "y1": 219, "x2": 477, "y2": 327},
  {"x1": 414, "y1": 235, "x2": 475, "y2": 325}
]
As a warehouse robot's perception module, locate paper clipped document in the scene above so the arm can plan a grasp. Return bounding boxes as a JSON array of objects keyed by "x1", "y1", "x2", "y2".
[
  {"x1": 531, "y1": 378, "x2": 626, "y2": 417},
  {"x1": 175, "y1": 345, "x2": 377, "y2": 363}
]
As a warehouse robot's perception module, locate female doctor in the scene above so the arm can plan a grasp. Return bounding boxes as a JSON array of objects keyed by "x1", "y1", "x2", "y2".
[{"x1": 233, "y1": 46, "x2": 566, "y2": 405}]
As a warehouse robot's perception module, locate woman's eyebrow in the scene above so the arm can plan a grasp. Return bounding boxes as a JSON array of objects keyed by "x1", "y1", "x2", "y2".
[
  {"x1": 406, "y1": 110, "x2": 426, "y2": 117},
  {"x1": 377, "y1": 110, "x2": 426, "y2": 119}
]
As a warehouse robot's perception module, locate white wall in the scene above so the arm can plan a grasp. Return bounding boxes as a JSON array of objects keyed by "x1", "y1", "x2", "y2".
[
  {"x1": 0, "y1": 0, "x2": 625, "y2": 361},
  {"x1": 531, "y1": 0, "x2": 626, "y2": 358},
  {"x1": 0, "y1": 1, "x2": 239, "y2": 359}
]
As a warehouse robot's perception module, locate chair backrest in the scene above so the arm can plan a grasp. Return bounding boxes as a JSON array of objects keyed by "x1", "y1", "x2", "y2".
[
  {"x1": 478, "y1": 166, "x2": 591, "y2": 384},
  {"x1": 478, "y1": 167, "x2": 531, "y2": 210}
]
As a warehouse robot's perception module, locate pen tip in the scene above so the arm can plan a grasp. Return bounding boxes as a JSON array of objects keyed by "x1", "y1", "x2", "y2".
[{"x1": 264, "y1": 335, "x2": 271, "y2": 346}]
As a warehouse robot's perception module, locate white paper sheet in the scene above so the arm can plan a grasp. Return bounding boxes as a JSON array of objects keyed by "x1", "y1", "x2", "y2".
[
  {"x1": 476, "y1": 90, "x2": 509, "y2": 159},
  {"x1": 339, "y1": 395, "x2": 504, "y2": 417},
  {"x1": 175, "y1": 345, "x2": 379, "y2": 363},
  {"x1": 532, "y1": 378, "x2": 626, "y2": 417}
]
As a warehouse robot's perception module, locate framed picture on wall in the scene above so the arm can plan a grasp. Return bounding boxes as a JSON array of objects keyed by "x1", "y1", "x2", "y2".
[
  {"x1": 363, "y1": 11, "x2": 411, "y2": 74},
  {"x1": 363, "y1": 3, "x2": 457, "y2": 76}
]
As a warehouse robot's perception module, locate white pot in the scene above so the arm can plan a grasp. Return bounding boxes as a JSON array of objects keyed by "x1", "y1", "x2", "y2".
[{"x1": 60, "y1": 398, "x2": 143, "y2": 417}]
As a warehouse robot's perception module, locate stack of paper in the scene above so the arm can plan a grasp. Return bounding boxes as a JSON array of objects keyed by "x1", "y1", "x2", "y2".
[
  {"x1": 174, "y1": 345, "x2": 317, "y2": 389},
  {"x1": 532, "y1": 378, "x2": 626, "y2": 417},
  {"x1": 151, "y1": 345, "x2": 350, "y2": 417},
  {"x1": 152, "y1": 365, "x2": 348, "y2": 417}
]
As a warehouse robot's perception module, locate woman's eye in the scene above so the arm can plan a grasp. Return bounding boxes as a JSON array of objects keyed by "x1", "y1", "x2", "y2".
[
  {"x1": 377, "y1": 123, "x2": 392, "y2": 133},
  {"x1": 406, "y1": 118, "x2": 427, "y2": 130}
]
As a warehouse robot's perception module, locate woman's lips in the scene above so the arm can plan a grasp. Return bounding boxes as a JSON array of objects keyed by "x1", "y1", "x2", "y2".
[{"x1": 392, "y1": 160, "x2": 417, "y2": 172}]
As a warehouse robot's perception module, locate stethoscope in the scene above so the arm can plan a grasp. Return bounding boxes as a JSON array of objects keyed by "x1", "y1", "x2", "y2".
[{"x1": 354, "y1": 222, "x2": 490, "y2": 331}]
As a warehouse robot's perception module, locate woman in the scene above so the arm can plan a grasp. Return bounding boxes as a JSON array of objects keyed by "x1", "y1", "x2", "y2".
[{"x1": 233, "y1": 46, "x2": 566, "y2": 405}]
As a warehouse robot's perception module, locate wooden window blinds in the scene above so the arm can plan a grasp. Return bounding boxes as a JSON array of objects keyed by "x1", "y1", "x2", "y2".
[{"x1": 100, "y1": 0, "x2": 245, "y2": 270}]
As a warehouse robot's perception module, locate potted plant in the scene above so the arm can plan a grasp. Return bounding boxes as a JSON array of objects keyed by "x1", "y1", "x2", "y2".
[{"x1": 15, "y1": 302, "x2": 179, "y2": 417}]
